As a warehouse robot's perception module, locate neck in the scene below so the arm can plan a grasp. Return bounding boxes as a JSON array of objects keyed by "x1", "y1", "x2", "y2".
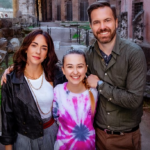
[
  {"x1": 98, "y1": 34, "x2": 116, "y2": 56},
  {"x1": 25, "y1": 64, "x2": 43, "y2": 79},
  {"x1": 67, "y1": 82, "x2": 86, "y2": 94}
]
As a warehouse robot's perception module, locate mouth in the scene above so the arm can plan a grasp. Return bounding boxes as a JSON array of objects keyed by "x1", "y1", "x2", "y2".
[
  {"x1": 71, "y1": 76, "x2": 80, "y2": 80},
  {"x1": 33, "y1": 56, "x2": 40, "y2": 59},
  {"x1": 100, "y1": 32, "x2": 109, "y2": 35},
  {"x1": 97, "y1": 29, "x2": 110, "y2": 35}
]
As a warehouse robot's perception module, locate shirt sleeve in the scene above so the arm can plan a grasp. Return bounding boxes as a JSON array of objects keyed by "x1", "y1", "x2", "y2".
[
  {"x1": 52, "y1": 86, "x2": 59, "y2": 122},
  {"x1": 97, "y1": 48, "x2": 147, "y2": 109}
]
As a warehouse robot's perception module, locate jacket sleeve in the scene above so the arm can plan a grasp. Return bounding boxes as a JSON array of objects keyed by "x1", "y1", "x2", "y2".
[
  {"x1": 97, "y1": 48, "x2": 147, "y2": 109},
  {"x1": 53, "y1": 64, "x2": 67, "y2": 87},
  {"x1": 52, "y1": 86, "x2": 59, "y2": 123},
  {"x1": 85, "y1": 46, "x2": 93, "y2": 76},
  {"x1": 1, "y1": 75, "x2": 17, "y2": 145}
]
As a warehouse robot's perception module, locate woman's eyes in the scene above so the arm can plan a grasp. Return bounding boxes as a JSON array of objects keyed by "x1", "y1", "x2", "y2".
[
  {"x1": 42, "y1": 47, "x2": 47, "y2": 51},
  {"x1": 31, "y1": 44, "x2": 36, "y2": 47},
  {"x1": 31, "y1": 45, "x2": 47, "y2": 50}
]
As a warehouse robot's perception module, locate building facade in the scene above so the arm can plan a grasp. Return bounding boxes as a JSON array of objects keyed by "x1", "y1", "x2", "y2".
[
  {"x1": 12, "y1": 0, "x2": 150, "y2": 43},
  {"x1": 12, "y1": 0, "x2": 116, "y2": 22},
  {"x1": 118, "y1": 0, "x2": 150, "y2": 44}
]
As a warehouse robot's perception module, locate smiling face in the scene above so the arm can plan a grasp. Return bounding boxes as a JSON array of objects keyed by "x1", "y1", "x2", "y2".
[
  {"x1": 62, "y1": 54, "x2": 87, "y2": 87},
  {"x1": 90, "y1": 6, "x2": 118, "y2": 44},
  {"x1": 26, "y1": 34, "x2": 48, "y2": 67}
]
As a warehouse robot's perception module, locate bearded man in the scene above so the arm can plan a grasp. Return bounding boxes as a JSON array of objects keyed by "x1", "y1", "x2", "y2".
[{"x1": 86, "y1": 1, "x2": 147, "y2": 150}]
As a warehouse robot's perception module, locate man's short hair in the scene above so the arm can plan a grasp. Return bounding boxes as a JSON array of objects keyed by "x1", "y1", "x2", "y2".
[{"x1": 87, "y1": 1, "x2": 117, "y2": 23}]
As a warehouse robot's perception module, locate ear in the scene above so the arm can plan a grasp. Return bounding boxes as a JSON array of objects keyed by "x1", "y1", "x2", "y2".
[{"x1": 62, "y1": 67, "x2": 65, "y2": 75}]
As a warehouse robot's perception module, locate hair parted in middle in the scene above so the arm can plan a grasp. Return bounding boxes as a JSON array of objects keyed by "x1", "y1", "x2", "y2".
[
  {"x1": 13, "y1": 29, "x2": 58, "y2": 82},
  {"x1": 62, "y1": 49, "x2": 96, "y2": 115},
  {"x1": 87, "y1": 1, "x2": 117, "y2": 23}
]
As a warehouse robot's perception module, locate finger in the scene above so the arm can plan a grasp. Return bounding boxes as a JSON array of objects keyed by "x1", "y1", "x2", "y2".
[
  {"x1": 4, "y1": 78, "x2": 6, "y2": 83},
  {"x1": 1, "y1": 76, "x2": 4, "y2": 86}
]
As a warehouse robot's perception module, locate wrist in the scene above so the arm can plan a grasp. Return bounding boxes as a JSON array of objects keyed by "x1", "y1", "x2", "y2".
[{"x1": 96, "y1": 80, "x2": 103, "y2": 90}]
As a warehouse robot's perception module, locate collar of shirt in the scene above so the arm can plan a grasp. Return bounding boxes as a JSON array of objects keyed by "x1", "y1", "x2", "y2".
[
  {"x1": 92, "y1": 32, "x2": 124, "y2": 63},
  {"x1": 99, "y1": 49, "x2": 112, "y2": 66}
]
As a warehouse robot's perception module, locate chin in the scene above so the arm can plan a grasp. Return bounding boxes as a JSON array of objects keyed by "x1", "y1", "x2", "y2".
[
  {"x1": 98, "y1": 37, "x2": 111, "y2": 44},
  {"x1": 69, "y1": 80, "x2": 83, "y2": 86}
]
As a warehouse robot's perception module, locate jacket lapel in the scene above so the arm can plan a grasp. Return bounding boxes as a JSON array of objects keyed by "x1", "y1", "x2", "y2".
[
  {"x1": 17, "y1": 81, "x2": 39, "y2": 114},
  {"x1": 12, "y1": 72, "x2": 40, "y2": 114}
]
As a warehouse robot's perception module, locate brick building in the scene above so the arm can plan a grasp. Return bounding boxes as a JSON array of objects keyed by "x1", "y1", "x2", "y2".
[
  {"x1": 12, "y1": 0, "x2": 149, "y2": 43},
  {"x1": 12, "y1": 0, "x2": 116, "y2": 22},
  {"x1": 117, "y1": 0, "x2": 150, "y2": 44}
]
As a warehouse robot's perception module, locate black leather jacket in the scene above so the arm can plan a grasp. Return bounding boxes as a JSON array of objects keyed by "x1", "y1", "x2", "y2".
[{"x1": 0, "y1": 66, "x2": 66, "y2": 145}]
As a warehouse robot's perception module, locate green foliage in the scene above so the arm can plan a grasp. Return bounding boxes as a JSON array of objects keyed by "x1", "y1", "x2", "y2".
[
  {"x1": 0, "y1": 0, "x2": 12, "y2": 8},
  {"x1": 72, "y1": 33, "x2": 79, "y2": 39},
  {"x1": 79, "y1": 25, "x2": 91, "y2": 30}
]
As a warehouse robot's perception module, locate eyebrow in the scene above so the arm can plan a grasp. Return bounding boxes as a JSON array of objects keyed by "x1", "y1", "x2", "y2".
[
  {"x1": 105, "y1": 18, "x2": 112, "y2": 20},
  {"x1": 66, "y1": 63, "x2": 85, "y2": 66},
  {"x1": 32, "y1": 42, "x2": 48, "y2": 47},
  {"x1": 93, "y1": 17, "x2": 112, "y2": 22}
]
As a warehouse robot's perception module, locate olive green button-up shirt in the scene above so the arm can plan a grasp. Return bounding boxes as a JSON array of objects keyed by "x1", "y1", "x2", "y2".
[{"x1": 85, "y1": 33, "x2": 147, "y2": 132}]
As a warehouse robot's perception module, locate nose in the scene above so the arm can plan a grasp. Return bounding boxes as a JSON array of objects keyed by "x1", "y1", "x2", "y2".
[
  {"x1": 36, "y1": 47, "x2": 41, "y2": 54},
  {"x1": 100, "y1": 22, "x2": 106, "y2": 30},
  {"x1": 73, "y1": 67, "x2": 78, "y2": 74}
]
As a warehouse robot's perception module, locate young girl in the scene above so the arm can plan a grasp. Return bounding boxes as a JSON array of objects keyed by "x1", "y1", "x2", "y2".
[
  {"x1": 0, "y1": 29, "x2": 65, "y2": 150},
  {"x1": 53, "y1": 49, "x2": 98, "y2": 150}
]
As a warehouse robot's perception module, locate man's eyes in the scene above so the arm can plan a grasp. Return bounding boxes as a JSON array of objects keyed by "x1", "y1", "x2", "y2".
[
  {"x1": 105, "y1": 19, "x2": 110, "y2": 22},
  {"x1": 93, "y1": 21, "x2": 99, "y2": 24}
]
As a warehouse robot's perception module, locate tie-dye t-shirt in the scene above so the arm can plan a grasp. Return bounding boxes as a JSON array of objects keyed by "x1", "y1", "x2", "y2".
[{"x1": 53, "y1": 82, "x2": 98, "y2": 150}]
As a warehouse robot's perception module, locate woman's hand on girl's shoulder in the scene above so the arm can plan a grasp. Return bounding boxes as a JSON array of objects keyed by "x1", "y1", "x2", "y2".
[{"x1": 1, "y1": 66, "x2": 14, "y2": 85}]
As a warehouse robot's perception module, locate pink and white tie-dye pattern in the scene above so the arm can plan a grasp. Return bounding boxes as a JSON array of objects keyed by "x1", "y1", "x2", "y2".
[{"x1": 53, "y1": 82, "x2": 98, "y2": 150}]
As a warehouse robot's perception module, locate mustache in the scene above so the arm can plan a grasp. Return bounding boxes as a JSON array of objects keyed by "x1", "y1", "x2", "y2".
[{"x1": 96, "y1": 28, "x2": 110, "y2": 34}]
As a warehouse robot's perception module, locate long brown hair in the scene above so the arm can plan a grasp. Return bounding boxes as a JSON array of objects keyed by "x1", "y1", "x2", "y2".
[
  {"x1": 13, "y1": 29, "x2": 58, "y2": 82},
  {"x1": 62, "y1": 49, "x2": 96, "y2": 115}
]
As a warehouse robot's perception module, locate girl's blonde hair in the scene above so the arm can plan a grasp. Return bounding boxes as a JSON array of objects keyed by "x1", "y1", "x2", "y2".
[{"x1": 82, "y1": 78, "x2": 96, "y2": 115}]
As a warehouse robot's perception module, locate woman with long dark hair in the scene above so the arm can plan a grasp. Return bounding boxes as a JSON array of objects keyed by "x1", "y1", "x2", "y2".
[{"x1": 0, "y1": 29, "x2": 65, "y2": 150}]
